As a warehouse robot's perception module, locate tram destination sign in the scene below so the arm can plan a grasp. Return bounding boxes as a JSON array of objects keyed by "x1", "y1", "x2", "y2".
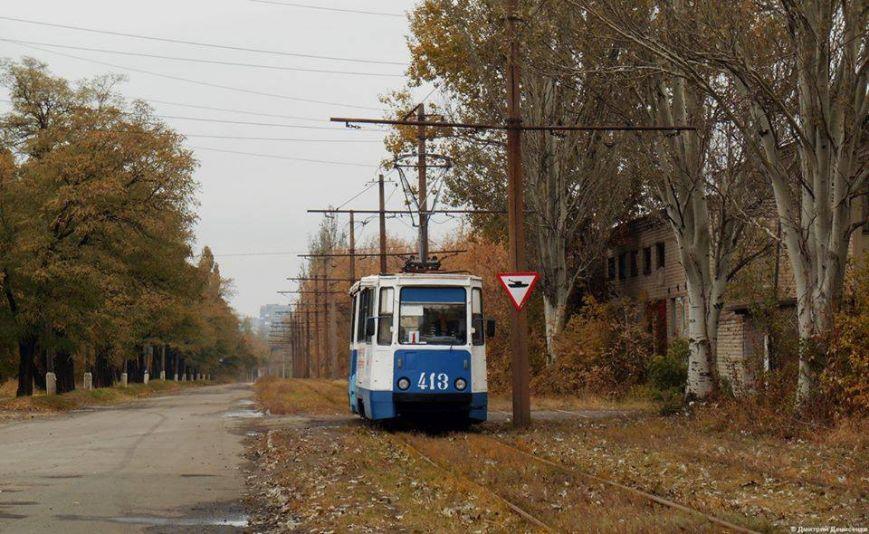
[{"x1": 497, "y1": 272, "x2": 540, "y2": 311}]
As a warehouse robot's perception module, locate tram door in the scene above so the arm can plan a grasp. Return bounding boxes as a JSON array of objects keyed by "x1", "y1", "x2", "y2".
[{"x1": 348, "y1": 287, "x2": 372, "y2": 412}]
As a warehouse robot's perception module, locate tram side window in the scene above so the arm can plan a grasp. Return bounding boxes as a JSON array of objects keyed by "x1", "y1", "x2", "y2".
[
  {"x1": 471, "y1": 288, "x2": 484, "y2": 346},
  {"x1": 356, "y1": 288, "x2": 372, "y2": 342},
  {"x1": 377, "y1": 288, "x2": 394, "y2": 345}
]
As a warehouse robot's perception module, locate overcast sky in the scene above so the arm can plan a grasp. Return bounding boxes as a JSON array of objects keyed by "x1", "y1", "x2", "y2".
[{"x1": 1, "y1": 0, "x2": 458, "y2": 318}]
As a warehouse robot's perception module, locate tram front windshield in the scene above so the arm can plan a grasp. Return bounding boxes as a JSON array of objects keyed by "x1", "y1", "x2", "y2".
[{"x1": 399, "y1": 287, "x2": 467, "y2": 345}]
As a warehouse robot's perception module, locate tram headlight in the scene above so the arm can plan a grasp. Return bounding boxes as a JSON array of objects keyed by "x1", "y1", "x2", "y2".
[
  {"x1": 397, "y1": 377, "x2": 410, "y2": 391},
  {"x1": 454, "y1": 378, "x2": 467, "y2": 391}
]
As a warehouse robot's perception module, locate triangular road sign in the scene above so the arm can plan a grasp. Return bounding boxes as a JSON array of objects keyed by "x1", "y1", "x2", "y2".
[{"x1": 497, "y1": 272, "x2": 540, "y2": 311}]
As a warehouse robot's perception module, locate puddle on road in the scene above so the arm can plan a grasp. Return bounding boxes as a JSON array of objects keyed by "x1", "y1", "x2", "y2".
[
  {"x1": 236, "y1": 399, "x2": 255, "y2": 406},
  {"x1": 57, "y1": 513, "x2": 249, "y2": 528}
]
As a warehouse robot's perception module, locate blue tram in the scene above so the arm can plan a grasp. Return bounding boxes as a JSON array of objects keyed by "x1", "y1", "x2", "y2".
[{"x1": 347, "y1": 273, "x2": 494, "y2": 423}]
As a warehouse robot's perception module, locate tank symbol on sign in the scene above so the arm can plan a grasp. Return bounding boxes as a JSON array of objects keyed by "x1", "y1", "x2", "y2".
[{"x1": 497, "y1": 272, "x2": 540, "y2": 311}]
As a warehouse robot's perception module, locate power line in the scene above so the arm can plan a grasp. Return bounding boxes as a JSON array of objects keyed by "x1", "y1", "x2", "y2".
[
  {"x1": 91, "y1": 130, "x2": 383, "y2": 142},
  {"x1": 0, "y1": 38, "x2": 404, "y2": 78},
  {"x1": 181, "y1": 134, "x2": 382, "y2": 143},
  {"x1": 248, "y1": 0, "x2": 405, "y2": 17},
  {"x1": 10, "y1": 42, "x2": 384, "y2": 111},
  {"x1": 191, "y1": 146, "x2": 375, "y2": 167},
  {"x1": 0, "y1": 15, "x2": 405, "y2": 66},
  {"x1": 142, "y1": 98, "x2": 328, "y2": 123},
  {"x1": 155, "y1": 114, "x2": 370, "y2": 130}
]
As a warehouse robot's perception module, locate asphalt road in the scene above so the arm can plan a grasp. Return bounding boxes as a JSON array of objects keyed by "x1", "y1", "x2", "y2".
[{"x1": 0, "y1": 383, "x2": 254, "y2": 533}]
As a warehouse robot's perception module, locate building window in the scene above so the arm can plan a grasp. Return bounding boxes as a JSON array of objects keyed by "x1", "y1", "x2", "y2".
[
  {"x1": 656, "y1": 242, "x2": 666, "y2": 269},
  {"x1": 618, "y1": 253, "x2": 627, "y2": 280},
  {"x1": 629, "y1": 250, "x2": 638, "y2": 277},
  {"x1": 643, "y1": 247, "x2": 652, "y2": 275},
  {"x1": 607, "y1": 257, "x2": 616, "y2": 280}
]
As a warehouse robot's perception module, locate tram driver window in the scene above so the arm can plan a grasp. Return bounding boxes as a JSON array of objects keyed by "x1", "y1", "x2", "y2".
[
  {"x1": 471, "y1": 288, "x2": 484, "y2": 346},
  {"x1": 377, "y1": 287, "x2": 394, "y2": 345},
  {"x1": 399, "y1": 287, "x2": 467, "y2": 345}
]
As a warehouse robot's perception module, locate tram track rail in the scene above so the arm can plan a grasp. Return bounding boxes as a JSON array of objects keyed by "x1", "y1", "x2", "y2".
[
  {"x1": 286, "y1": 379, "x2": 760, "y2": 533},
  {"x1": 476, "y1": 434, "x2": 760, "y2": 534},
  {"x1": 385, "y1": 432, "x2": 558, "y2": 533}
]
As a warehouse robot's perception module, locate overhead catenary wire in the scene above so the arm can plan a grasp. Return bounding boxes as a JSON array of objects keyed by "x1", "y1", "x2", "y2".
[
  {"x1": 141, "y1": 98, "x2": 329, "y2": 123},
  {"x1": 9, "y1": 42, "x2": 385, "y2": 111},
  {"x1": 0, "y1": 38, "x2": 404, "y2": 78},
  {"x1": 155, "y1": 114, "x2": 377, "y2": 131},
  {"x1": 190, "y1": 146, "x2": 375, "y2": 167},
  {"x1": 179, "y1": 134, "x2": 383, "y2": 143},
  {"x1": 248, "y1": 0, "x2": 405, "y2": 18},
  {"x1": 0, "y1": 15, "x2": 406, "y2": 66}
]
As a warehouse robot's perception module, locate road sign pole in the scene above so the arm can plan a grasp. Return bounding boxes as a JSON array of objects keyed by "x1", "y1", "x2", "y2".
[{"x1": 505, "y1": 0, "x2": 530, "y2": 428}]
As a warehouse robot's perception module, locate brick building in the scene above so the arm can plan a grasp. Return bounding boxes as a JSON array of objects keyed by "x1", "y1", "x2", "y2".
[{"x1": 605, "y1": 208, "x2": 868, "y2": 390}]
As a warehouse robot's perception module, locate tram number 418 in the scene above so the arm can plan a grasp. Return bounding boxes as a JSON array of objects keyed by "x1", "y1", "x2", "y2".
[{"x1": 417, "y1": 372, "x2": 449, "y2": 391}]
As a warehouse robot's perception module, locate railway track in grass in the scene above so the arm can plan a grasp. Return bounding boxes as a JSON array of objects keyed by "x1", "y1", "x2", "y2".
[
  {"x1": 293, "y1": 380, "x2": 556, "y2": 531},
  {"x1": 384, "y1": 431, "x2": 557, "y2": 532},
  {"x1": 476, "y1": 435, "x2": 760, "y2": 534},
  {"x1": 291, "y1": 380, "x2": 759, "y2": 533}
]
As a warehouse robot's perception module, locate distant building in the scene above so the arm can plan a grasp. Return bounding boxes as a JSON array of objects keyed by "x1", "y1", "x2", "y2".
[{"x1": 255, "y1": 304, "x2": 292, "y2": 337}]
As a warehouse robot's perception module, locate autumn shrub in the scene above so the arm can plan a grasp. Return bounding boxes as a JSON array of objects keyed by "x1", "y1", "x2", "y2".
[
  {"x1": 645, "y1": 338, "x2": 689, "y2": 415},
  {"x1": 532, "y1": 297, "x2": 654, "y2": 397},
  {"x1": 820, "y1": 257, "x2": 869, "y2": 420},
  {"x1": 648, "y1": 338, "x2": 688, "y2": 392}
]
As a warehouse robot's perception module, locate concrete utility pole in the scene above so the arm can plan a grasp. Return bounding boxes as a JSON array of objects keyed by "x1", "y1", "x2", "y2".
[
  {"x1": 505, "y1": 0, "x2": 530, "y2": 428},
  {"x1": 417, "y1": 104, "x2": 429, "y2": 264},
  {"x1": 349, "y1": 210, "x2": 356, "y2": 282},
  {"x1": 378, "y1": 174, "x2": 388, "y2": 274}
]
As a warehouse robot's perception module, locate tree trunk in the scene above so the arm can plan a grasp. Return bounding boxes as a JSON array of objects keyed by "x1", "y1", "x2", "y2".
[
  {"x1": 55, "y1": 350, "x2": 75, "y2": 394},
  {"x1": 16, "y1": 336, "x2": 36, "y2": 397},
  {"x1": 542, "y1": 294, "x2": 569, "y2": 366},
  {"x1": 685, "y1": 279, "x2": 714, "y2": 399}
]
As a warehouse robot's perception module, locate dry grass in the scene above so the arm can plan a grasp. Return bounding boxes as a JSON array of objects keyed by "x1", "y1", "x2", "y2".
[
  {"x1": 497, "y1": 415, "x2": 867, "y2": 530},
  {"x1": 489, "y1": 392, "x2": 655, "y2": 413},
  {"x1": 247, "y1": 424, "x2": 529, "y2": 532},
  {"x1": 254, "y1": 377, "x2": 347, "y2": 416},
  {"x1": 0, "y1": 379, "x2": 17, "y2": 400},
  {"x1": 252, "y1": 379, "x2": 865, "y2": 531},
  {"x1": 401, "y1": 430, "x2": 718, "y2": 533},
  {"x1": 0, "y1": 380, "x2": 207, "y2": 419}
]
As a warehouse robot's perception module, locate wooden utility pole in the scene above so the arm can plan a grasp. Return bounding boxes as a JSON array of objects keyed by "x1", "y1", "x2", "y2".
[
  {"x1": 323, "y1": 259, "x2": 337, "y2": 378},
  {"x1": 305, "y1": 309, "x2": 312, "y2": 378},
  {"x1": 312, "y1": 277, "x2": 321, "y2": 378},
  {"x1": 327, "y1": 1, "x2": 692, "y2": 426},
  {"x1": 505, "y1": 0, "x2": 530, "y2": 428},
  {"x1": 417, "y1": 103, "x2": 429, "y2": 263},
  {"x1": 378, "y1": 174, "x2": 388, "y2": 274},
  {"x1": 318, "y1": 269, "x2": 328, "y2": 378}
]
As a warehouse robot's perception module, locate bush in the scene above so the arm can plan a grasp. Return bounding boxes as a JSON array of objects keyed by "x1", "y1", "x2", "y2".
[
  {"x1": 533, "y1": 297, "x2": 654, "y2": 398},
  {"x1": 648, "y1": 338, "x2": 688, "y2": 392},
  {"x1": 645, "y1": 338, "x2": 689, "y2": 415},
  {"x1": 821, "y1": 256, "x2": 869, "y2": 420}
]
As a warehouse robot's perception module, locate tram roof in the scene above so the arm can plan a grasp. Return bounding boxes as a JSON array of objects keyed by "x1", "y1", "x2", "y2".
[{"x1": 349, "y1": 272, "x2": 482, "y2": 294}]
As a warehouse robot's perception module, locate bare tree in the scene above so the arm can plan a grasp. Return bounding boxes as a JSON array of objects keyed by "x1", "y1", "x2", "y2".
[
  {"x1": 403, "y1": 0, "x2": 637, "y2": 363},
  {"x1": 587, "y1": 0, "x2": 867, "y2": 405}
]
